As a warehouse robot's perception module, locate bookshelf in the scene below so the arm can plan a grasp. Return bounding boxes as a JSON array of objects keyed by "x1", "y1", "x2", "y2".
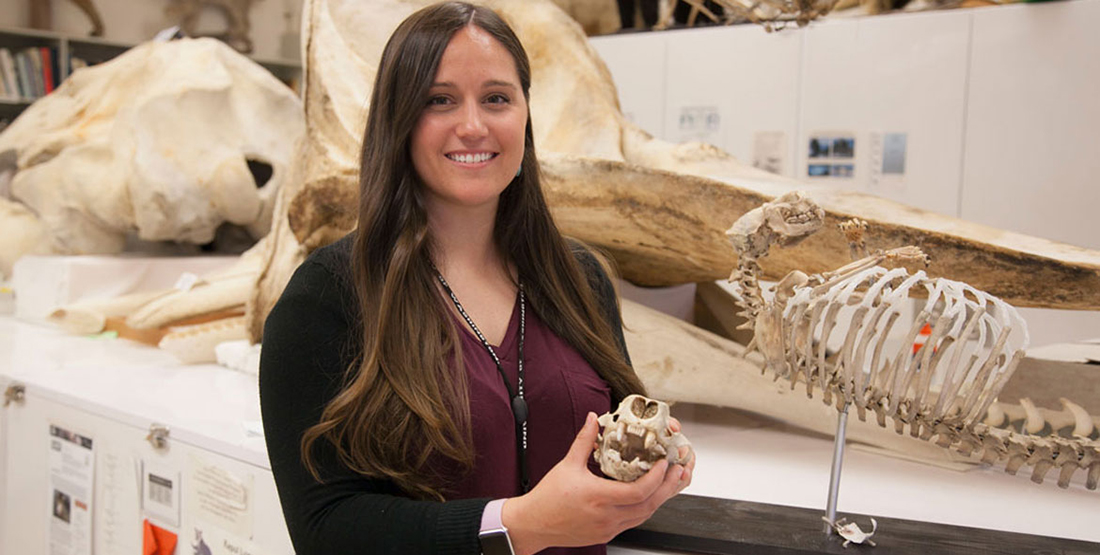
[{"x1": 0, "y1": 26, "x2": 301, "y2": 128}]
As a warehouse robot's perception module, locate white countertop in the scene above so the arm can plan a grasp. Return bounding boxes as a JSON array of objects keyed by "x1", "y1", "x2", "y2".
[
  {"x1": 0, "y1": 316, "x2": 269, "y2": 467},
  {"x1": 3, "y1": 315, "x2": 1097, "y2": 550}
]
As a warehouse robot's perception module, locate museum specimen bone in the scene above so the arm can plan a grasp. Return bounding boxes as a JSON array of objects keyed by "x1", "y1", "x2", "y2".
[
  {"x1": 594, "y1": 394, "x2": 693, "y2": 482},
  {"x1": 245, "y1": 0, "x2": 1100, "y2": 348},
  {"x1": 656, "y1": 0, "x2": 842, "y2": 31},
  {"x1": 822, "y1": 516, "x2": 878, "y2": 548},
  {"x1": 166, "y1": 0, "x2": 259, "y2": 53},
  {"x1": 0, "y1": 38, "x2": 304, "y2": 279},
  {"x1": 725, "y1": 192, "x2": 1100, "y2": 490},
  {"x1": 18, "y1": 0, "x2": 1100, "y2": 488}
]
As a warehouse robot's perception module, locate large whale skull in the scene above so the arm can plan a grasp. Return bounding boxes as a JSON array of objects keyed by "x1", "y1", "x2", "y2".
[{"x1": 0, "y1": 38, "x2": 305, "y2": 278}]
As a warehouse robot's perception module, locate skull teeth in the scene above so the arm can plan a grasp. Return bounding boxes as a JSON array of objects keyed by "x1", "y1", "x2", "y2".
[{"x1": 644, "y1": 430, "x2": 657, "y2": 450}]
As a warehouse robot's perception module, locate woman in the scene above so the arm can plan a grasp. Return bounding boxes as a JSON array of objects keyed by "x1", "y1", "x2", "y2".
[{"x1": 259, "y1": 3, "x2": 693, "y2": 554}]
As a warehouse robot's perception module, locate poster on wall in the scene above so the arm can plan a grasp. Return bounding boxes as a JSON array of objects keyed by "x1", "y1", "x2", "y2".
[
  {"x1": 184, "y1": 453, "x2": 264, "y2": 554},
  {"x1": 869, "y1": 131, "x2": 908, "y2": 191},
  {"x1": 186, "y1": 453, "x2": 255, "y2": 540},
  {"x1": 752, "y1": 131, "x2": 787, "y2": 175},
  {"x1": 142, "y1": 460, "x2": 182, "y2": 527},
  {"x1": 678, "y1": 106, "x2": 721, "y2": 144},
  {"x1": 47, "y1": 424, "x2": 94, "y2": 555},
  {"x1": 806, "y1": 132, "x2": 856, "y2": 179}
]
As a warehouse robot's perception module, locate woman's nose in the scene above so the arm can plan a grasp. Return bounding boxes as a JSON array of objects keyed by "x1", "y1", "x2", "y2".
[{"x1": 456, "y1": 104, "x2": 487, "y2": 138}]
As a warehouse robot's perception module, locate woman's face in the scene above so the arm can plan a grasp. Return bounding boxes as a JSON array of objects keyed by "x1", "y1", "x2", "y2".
[{"x1": 410, "y1": 25, "x2": 528, "y2": 213}]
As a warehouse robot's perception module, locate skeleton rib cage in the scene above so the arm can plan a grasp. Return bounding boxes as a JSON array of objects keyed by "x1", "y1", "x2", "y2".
[
  {"x1": 779, "y1": 266, "x2": 1028, "y2": 436},
  {"x1": 729, "y1": 192, "x2": 1100, "y2": 491}
]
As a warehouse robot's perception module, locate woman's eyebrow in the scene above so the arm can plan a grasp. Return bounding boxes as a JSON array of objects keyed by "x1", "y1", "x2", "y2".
[
  {"x1": 428, "y1": 80, "x2": 517, "y2": 90},
  {"x1": 482, "y1": 79, "x2": 517, "y2": 90}
]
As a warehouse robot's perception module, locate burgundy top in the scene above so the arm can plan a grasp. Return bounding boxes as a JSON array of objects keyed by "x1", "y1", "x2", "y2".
[{"x1": 448, "y1": 298, "x2": 611, "y2": 555}]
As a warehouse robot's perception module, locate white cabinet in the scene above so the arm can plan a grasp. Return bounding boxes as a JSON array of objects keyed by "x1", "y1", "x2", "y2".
[{"x1": 0, "y1": 318, "x2": 292, "y2": 555}]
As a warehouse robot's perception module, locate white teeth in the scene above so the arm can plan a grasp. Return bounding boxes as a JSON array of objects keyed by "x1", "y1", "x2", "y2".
[
  {"x1": 448, "y1": 152, "x2": 494, "y2": 163},
  {"x1": 644, "y1": 430, "x2": 657, "y2": 450}
]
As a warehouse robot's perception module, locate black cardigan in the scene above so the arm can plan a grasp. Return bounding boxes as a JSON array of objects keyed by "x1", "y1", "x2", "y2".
[{"x1": 258, "y1": 235, "x2": 631, "y2": 555}]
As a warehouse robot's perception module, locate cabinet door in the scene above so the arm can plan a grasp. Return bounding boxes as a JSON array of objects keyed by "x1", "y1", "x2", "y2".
[{"x1": 1, "y1": 388, "x2": 293, "y2": 555}]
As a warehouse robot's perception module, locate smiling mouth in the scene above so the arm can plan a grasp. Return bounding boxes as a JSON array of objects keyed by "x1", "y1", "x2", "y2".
[{"x1": 446, "y1": 152, "x2": 497, "y2": 164}]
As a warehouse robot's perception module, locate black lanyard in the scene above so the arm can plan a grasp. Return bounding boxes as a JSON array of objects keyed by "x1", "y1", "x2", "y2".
[{"x1": 432, "y1": 269, "x2": 530, "y2": 493}]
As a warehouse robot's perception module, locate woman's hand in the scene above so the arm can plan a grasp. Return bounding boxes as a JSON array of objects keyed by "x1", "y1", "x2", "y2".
[{"x1": 502, "y1": 412, "x2": 692, "y2": 555}]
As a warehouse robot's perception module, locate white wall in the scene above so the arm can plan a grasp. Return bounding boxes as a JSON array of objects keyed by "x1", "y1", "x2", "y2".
[
  {"x1": 798, "y1": 12, "x2": 970, "y2": 217},
  {"x1": 0, "y1": 0, "x2": 303, "y2": 62},
  {"x1": 591, "y1": 0, "x2": 1100, "y2": 348}
]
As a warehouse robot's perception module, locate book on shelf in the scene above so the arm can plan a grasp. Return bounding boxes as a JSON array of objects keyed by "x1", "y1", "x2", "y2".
[
  {"x1": 0, "y1": 49, "x2": 18, "y2": 101},
  {"x1": 40, "y1": 47, "x2": 55, "y2": 94},
  {"x1": 0, "y1": 49, "x2": 12, "y2": 100},
  {"x1": 14, "y1": 51, "x2": 32, "y2": 99},
  {"x1": 25, "y1": 47, "x2": 44, "y2": 98},
  {"x1": 0, "y1": 46, "x2": 62, "y2": 101}
]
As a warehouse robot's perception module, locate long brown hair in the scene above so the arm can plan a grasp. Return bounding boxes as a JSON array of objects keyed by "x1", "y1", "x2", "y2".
[{"x1": 301, "y1": 1, "x2": 646, "y2": 501}]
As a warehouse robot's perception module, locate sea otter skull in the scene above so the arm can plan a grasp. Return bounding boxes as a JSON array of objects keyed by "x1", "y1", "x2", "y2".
[
  {"x1": 594, "y1": 394, "x2": 692, "y2": 482},
  {"x1": 725, "y1": 191, "x2": 825, "y2": 259}
]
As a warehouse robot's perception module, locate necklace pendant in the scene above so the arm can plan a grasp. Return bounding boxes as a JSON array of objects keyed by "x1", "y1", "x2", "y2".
[{"x1": 511, "y1": 395, "x2": 528, "y2": 425}]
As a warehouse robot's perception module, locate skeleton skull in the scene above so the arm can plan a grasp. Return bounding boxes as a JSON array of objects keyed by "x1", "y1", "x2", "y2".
[
  {"x1": 594, "y1": 394, "x2": 692, "y2": 482},
  {"x1": 725, "y1": 191, "x2": 825, "y2": 259}
]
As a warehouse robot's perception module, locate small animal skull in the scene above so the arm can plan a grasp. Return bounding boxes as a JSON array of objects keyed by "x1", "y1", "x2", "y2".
[
  {"x1": 823, "y1": 516, "x2": 878, "y2": 548},
  {"x1": 725, "y1": 191, "x2": 825, "y2": 259},
  {"x1": 594, "y1": 394, "x2": 692, "y2": 482}
]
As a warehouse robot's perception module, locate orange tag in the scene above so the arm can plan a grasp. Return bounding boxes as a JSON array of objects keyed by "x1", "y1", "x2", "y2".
[{"x1": 143, "y1": 519, "x2": 178, "y2": 555}]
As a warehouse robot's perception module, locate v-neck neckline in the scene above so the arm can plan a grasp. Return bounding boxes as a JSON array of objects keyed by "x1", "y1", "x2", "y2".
[{"x1": 451, "y1": 289, "x2": 521, "y2": 353}]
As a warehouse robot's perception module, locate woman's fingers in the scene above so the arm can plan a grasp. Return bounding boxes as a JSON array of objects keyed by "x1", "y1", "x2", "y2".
[
  {"x1": 594, "y1": 458, "x2": 670, "y2": 503},
  {"x1": 611, "y1": 463, "x2": 684, "y2": 526},
  {"x1": 565, "y1": 412, "x2": 600, "y2": 466}
]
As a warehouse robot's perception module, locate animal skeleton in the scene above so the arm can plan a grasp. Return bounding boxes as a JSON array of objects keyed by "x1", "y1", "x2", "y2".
[
  {"x1": 30, "y1": 0, "x2": 105, "y2": 37},
  {"x1": 250, "y1": 0, "x2": 1100, "y2": 350},
  {"x1": 727, "y1": 192, "x2": 1100, "y2": 490},
  {"x1": 594, "y1": 394, "x2": 693, "y2": 482},
  {"x1": 68, "y1": 0, "x2": 106, "y2": 36},
  {"x1": 166, "y1": 0, "x2": 258, "y2": 53},
  {"x1": 657, "y1": 0, "x2": 842, "y2": 31},
  {"x1": 24, "y1": 0, "x2": 1100, "y2": 487}
]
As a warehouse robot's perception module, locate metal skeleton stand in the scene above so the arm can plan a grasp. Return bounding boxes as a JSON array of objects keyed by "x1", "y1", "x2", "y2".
[{"x1": 823, "y1": 402, "x2": 850, "y2": 535}]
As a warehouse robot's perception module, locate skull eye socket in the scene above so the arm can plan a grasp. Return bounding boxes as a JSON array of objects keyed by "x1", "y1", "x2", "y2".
[{"x1": 643, "y1": 402, "x2": 658, "y2": 419}]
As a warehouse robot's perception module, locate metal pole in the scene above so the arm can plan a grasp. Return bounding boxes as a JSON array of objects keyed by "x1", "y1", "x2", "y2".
[{"x1": 823, "y1": 403, "x2": 850, "y2": 535}]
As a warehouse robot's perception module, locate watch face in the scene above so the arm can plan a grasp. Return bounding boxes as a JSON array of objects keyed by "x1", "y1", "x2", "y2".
[{"x1": 478, "y1": 530, "x2": 514, "y2": 555}]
